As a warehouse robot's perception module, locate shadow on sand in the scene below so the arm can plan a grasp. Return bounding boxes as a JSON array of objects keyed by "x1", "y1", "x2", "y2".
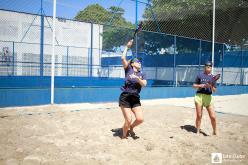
[
  {"x1": 180, "y1": 125, "x2": 209, "y2": 136},
  {"x1": 111, "y1": 128, "x2": 140, "y2": 140}
]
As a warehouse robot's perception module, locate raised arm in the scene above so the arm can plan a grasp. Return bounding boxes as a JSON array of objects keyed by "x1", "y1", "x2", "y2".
[{"x1": 121, "y1": 40, "x2": 133, "y2": 69}]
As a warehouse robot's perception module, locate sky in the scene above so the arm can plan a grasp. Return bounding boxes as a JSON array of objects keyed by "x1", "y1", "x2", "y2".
[{"x1": 0, "y1": 0, "x2": 147, "y2": 23}]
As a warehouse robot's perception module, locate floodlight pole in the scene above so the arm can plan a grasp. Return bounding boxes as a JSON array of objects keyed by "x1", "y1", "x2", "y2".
[{"x1": 51, "y1": 0, "x2": 57, "y2": 104}]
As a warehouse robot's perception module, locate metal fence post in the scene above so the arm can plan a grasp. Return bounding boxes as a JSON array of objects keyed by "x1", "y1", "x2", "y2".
[
  {"x1": 40, "y1": 0, "x2": 44, "y2": 76},
  {"x1": 135, "y1": 0, "x2": 138, "y2": 58},
  {"x1": 211, "y1": 0, "x2": 216, "y2": 75},
  {"x1": 241, "y1": 42, "x2": 244, "y2": 85},
  {"x1": 90, "y1": 23, "x2": 93, "y2": 77},
  {"x1": 67, "y1": 46, "x2": 69, "y2": 76},
  {"x1": 12, "y1": 41, "x2": 15, "y2": 76},
  {"x1": 199, "y1": 39, "x2": 202, "y2": 73},
  {"x1": 173, "y1": 36, "x2": 177, "y2": 86},
  {"x1": 221, "y1": 44, "x2": 225, "y2": 85},
  {"x1": 108, "y1": 66, "x2": 110, "y2": 78},
  {"x1": 88, "y1": 48, "x2": 90, "y2": 77},
  {"x1": 155, "y1": 67, "x2": 158, "y2": 80}
]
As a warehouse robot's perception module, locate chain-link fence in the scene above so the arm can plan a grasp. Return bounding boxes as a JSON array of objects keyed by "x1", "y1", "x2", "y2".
[{"x1": 0, "y1": 0, "x2": 247, "y2": 87}]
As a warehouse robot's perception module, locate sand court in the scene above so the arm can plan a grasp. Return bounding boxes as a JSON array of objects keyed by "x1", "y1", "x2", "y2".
[{"x1": 0, "y1": 94, "x2": 248, "y2": 164}]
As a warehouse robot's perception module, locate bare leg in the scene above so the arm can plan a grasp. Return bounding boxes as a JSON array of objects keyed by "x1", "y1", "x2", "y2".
[
  {"x1": 120, "y1": 106, "x2": 132, "y2": 139},
  {"x1": 130, "y1": 106, "x2": 144, "y2": 132},
  {"x1": 206, "y1": 105, "x2": 217, "y2": 135},
  {"x1": 195, "y1": 103, "x2": 203, "y2": 134}
]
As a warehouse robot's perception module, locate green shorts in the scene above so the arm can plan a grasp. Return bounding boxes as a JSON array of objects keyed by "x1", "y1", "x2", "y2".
[{"x1": 194, "y1": 93, "x2": 213, "y2": 107}]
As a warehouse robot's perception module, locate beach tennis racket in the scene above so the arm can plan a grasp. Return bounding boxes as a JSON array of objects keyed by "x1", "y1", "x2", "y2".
[
  {"x1": 132, "y1": 21, "x2": 143, "y2": 39},
  {"x1": 212, "y1": 74, "x2": 221, "y2": 83},
  {"x1": 208, "y1": 74, "x2": 221, "y2": 87}
]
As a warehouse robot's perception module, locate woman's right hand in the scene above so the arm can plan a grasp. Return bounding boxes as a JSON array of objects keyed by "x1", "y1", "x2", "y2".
[
  {"x1": 199, "y1": 84, "x2": 207, "y2": 88},
  {"x1": 127, "y1": 39, "x2": 133, "y2": 48}
]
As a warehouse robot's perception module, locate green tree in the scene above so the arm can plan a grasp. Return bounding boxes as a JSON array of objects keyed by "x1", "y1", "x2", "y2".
[
  {"x1": 75, "y1": 4, "x2": 135, "y2": 50},
  {"x1": 142, "y1": 0, "x2": 248, "y2": 46},
  {"x1": 75, "y1": 4, "x2": 111, "y2": 24}
]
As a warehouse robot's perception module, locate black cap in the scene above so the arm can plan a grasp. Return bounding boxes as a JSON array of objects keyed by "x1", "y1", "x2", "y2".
[{"x1": 205, "y1": 61, "x2": 212, "y2": 66}]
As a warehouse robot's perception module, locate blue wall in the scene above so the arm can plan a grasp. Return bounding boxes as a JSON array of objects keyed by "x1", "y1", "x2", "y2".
[
  {"x1": 0, "y1": 76, "x2": 124, "y2": 88},
  {"x1": 1, "y1": 85, "x2": 248, "y2": 107},
  {"x1": 101, "y1": 51, "x2": 248, "y2": 67},
  {"x1": 0, "y1": 88, "x2": 50, "y2": 107}
]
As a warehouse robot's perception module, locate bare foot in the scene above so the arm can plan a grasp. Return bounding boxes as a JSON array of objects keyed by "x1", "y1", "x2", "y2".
[
  {"x1": 196, "y1": 128, "x2": 201, "y2": 136},
  {"x1": 121, "y1": 136, "x2": 128, "y2": 139}
]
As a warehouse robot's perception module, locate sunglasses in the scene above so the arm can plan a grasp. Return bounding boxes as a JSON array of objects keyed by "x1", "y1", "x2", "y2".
[
  {"x1": 205, "y1": 65, "x2": 212, "y2": 67},
  {"x1": 133, "y1": 60, "x2": 141, "y2": 64}
]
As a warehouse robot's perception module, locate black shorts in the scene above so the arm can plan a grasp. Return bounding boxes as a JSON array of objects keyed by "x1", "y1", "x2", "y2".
[{"x1": 119, "y1": 92, "x2": 141, "y2": 108}]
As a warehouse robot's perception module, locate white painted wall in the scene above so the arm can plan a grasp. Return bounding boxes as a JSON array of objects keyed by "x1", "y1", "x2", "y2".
[{"x1": 0, "y1": 10, "x2": 102, "y2": 76}]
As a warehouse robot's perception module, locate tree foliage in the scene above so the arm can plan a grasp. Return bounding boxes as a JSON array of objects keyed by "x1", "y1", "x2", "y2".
[
  {"x1": 143, "y1": 0, "x2": 248, "y2": 45},
  {"x1": 75, "y1": 4, "x2": 135, "y2": 50}
]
